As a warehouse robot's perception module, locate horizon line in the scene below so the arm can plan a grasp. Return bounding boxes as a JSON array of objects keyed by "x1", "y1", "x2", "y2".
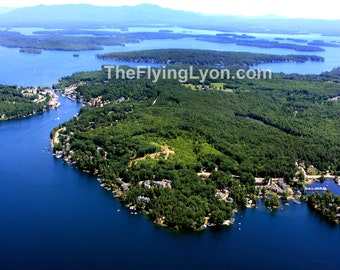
[{"x1": 1, "y1": 3, "x2": 340, "y2": 21}]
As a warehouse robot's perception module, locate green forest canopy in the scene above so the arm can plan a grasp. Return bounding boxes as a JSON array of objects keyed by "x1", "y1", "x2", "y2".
[
  {"x1": 0, "y1": 85, "x2": 50, "y2": 120},
  {"x1": 52, "y1": 61, "x2": 340, "y2": 230},
  {"x1": 96, "y1": 49, "x2": 324, "y2": 67}
]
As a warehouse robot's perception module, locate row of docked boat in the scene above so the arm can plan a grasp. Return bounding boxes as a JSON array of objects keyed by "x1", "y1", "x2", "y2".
[{"x1": 304, "y1": 187, "x2": 327, "y2": 191}]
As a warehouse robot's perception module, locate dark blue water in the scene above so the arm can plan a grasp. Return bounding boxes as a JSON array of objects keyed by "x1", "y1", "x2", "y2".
[
  {"x1": 307, "y1": 179, "x2": 340, "y2": 195},
  {"x1": 1, "y1": 31, "x2": 340, "y2": 269},
  {"x1": 0, "y1": 97, "x2": 339, "y2": 270}
]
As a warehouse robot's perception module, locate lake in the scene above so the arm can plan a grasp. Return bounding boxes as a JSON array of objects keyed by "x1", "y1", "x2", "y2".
[
  {"x1": 0, "y1": 30, "x2": 340, "y2": 270},
  {"x1": 1, "y1": 29, "x2": 340, "y2": 87}
]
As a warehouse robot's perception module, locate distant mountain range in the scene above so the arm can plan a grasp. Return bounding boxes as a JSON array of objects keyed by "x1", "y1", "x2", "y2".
[
  {"x1": 0, "y1": 4, "x2": 339, "y2": 35},
  {"x1": 0, "y1": 4, "x2": 206, "y2": 27}
]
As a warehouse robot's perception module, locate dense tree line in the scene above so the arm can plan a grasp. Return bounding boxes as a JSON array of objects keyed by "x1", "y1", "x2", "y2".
[
  {"x1": 307, "y1": 191, "x2": 340, "y2": 224},
  {"x1": 97, "y1": 49, "x2": 324, "y2": 68},
  {"x1": 196, "y1": 36, "x2": 325, "y2": 52},
  {"x1": 0, "y1": 30, "x2": 197, "y2": 51},
  {"x1": 0, "y1": 85, "x2": 50, "y2": 120},
  {"x1": 0, "y1": 30, "x2": 126, "y2": 51},
  {"x1": 0, "y1": 29, "x2": 332, "y2": 54},
  {"x1": 52, "y1": 64, "x2": 340, "y2": 230},
  {"x1": 235, "y1": 39, "x2": 324, "y2": 52}
]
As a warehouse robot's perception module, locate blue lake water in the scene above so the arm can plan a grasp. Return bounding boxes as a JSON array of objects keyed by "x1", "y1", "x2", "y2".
[
  {"x1": 306, "y1": 179, "x2": 340, "y2": 195},
  {"x1": 1, "y1": 30, "x2": 340, "y2": 269},
  {"x1": 0, "y1": 98, "x2": 339, "y2": 270},
  {"x1": 1, "y1": 30, "x2": 340, "y2": 87}
]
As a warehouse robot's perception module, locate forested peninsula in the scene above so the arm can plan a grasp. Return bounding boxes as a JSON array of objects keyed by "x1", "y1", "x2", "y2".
[
  {"x1": 50, "y1": 50, "x2": 340, "y2": 230},
  {"x1": 0, "y1": 85, "x2": 59, "y2": 120}
]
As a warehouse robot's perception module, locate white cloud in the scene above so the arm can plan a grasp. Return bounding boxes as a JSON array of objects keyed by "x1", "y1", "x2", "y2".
[{"x1": 1, "y1": 0, "x2": 339, "y2": 20}]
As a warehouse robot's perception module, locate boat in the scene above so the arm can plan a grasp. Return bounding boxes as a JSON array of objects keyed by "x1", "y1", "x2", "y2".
[
  {"x1": 292, "y1": 198, "x2": 301, "y2": 204},
  {"x1": 305, "y1": 186, "x2": 327, "y2": 191}
]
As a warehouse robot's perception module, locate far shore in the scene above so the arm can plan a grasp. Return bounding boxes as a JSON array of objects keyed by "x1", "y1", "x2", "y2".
[{"x1": 304, "y1": 174, "x2": 338, "y2": 185}]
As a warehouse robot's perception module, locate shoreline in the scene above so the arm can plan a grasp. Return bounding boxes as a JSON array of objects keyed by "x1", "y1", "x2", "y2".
[{"x1": 1, "y1": 88, "x2": 60, "y2": 121}]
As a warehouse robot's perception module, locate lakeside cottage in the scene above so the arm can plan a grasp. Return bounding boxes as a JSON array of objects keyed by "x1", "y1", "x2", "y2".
[
  {"x1": 153, "y1": 179, "x2": 172, "y2": 188},
  {"x1": 138, "y1": 196, "x2": 150, "y2": 204}
]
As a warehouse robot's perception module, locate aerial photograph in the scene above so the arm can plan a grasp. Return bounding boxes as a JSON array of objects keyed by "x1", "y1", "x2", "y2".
[{"x1": 0, "y1": 0, "x2": 339, "y2": 269}]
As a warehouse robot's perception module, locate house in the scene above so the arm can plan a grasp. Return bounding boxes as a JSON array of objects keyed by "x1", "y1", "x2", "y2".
[
  {"x1": 143, "y1": 180, "x2": 152, "y2": 190},
  {"x1": 138, "y1": 196, "x2": 150, "y2": 204},
  {"x1": 277, "y1": 179, "x2": 287, "y2": 190},
  {"x1": 117, "y1": 97, "x2": 126, "y2": 103},
  {"x1": 153, "y1": 179, "x2": 172, "y2": 188}
]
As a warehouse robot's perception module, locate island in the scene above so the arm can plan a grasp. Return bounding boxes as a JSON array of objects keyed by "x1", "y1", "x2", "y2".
[
  {"x1": 19, "y1": 48, "x2": 43, "y2": 54},
  {"x1": 285, "y1": 38, "x2": 308, "y2": 43},
  {"x1": 0, "y1": 28, "x2": 329, "y2": 53},
  {"x1": 96, "y1": 49, "x2": 324, "y2": 67},
  {"x1": 0, "y1": 29, "x2": 192, "y2": 52},
  {"x1": 196, "y1": 37, "x2": 325, "y2": 52},
  {"x1": 308, "y1": 40, "x2": 340, "y2": 47},
  {"x1": 50, "y1": 50, "x2": 340, "y2": 230}
]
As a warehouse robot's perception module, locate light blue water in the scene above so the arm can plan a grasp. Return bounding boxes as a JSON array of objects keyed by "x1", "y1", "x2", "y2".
[{"x1": 1, "y1": 31, "x2": 340, "y2": 87}]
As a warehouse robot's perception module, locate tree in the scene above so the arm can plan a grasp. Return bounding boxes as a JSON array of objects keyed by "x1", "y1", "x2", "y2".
[{"x1": 210, "y1": 210, "x2": 227, "y2": 225}]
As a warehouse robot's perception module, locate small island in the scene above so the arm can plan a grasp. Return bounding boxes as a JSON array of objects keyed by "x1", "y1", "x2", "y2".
[
  {"x1": 308, "y1": 40, "x2": 340, "y2": 47},
  {"x1": 19, "y1": 48, "x2": 43, "y2": 54},
  {"x1": 196, "y1": 36, "x2": 324, "y2": 52}
]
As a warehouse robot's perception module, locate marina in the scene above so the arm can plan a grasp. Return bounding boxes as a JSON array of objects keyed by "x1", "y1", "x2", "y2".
[{"x1": 305, "y1": 187, "x2": 328, "y2": 191}]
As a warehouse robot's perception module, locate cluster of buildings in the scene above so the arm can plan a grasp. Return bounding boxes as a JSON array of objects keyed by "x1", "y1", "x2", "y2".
[
  {"x1": 137, "y1": 196, "x2": 150, "y2": 204},
  {"x1": 22, "y1": 87, "x2": 60, "y2": 109},
  {"x1": 61, "y1": 84, "x2": 79, "y2": 101},
  {"x1": 141, "y1": 179, "x2": 173, "y2": 190},
  {"x1": 215, "y1": 189, "x2": 230, "y2": 201},
  {"x1": 263, "y1": 178, "x2": 293, "y2": 196}
]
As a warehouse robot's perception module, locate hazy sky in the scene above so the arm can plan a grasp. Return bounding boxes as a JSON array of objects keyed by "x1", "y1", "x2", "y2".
[{"x1": 1, "y1": 0, "x2": 339, "y2": 20}]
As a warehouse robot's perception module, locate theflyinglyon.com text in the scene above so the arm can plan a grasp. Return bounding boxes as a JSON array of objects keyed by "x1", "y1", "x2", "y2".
[{"x1": 104, "y1": 65, "x2": 272, "y2": 83}]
